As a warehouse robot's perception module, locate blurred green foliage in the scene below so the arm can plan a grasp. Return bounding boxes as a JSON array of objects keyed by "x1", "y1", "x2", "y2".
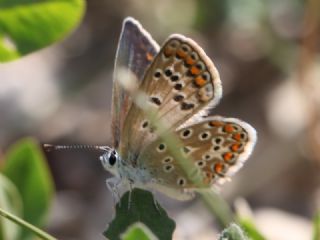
[
  {"x1": 0, "y1": 175, "x2": 22, "y2": 240},
  {"x1": 195, "y1": 0, "x2": 227, "y2": 30},
  {"x1": 1, "y1": 138, "x2": 54, "y2": 240},
  {"x1": 0, "y1": 0, "x2": 85, "y2": 62}
]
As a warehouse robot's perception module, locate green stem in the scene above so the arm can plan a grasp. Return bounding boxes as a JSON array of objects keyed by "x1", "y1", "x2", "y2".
[
  {"x1": 313, "y1": 211, "x2": 320, "y2": 240},
  {"x1": 200, "y1": 191, "x2": 235, "y2": 228},
  {"x1": 0, "y1": 207, "x2": 57, "y2": 240}
]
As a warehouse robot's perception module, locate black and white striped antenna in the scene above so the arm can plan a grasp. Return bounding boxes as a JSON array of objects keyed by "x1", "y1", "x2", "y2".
[{"x1": 43, "y1": 144, "x2": 111, "y2": 152}]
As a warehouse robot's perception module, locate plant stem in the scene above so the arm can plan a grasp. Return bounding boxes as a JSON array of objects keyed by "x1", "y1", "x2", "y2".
[
  {"x1": 313, "y1": 211, "x2": 320, "y2": 240},
  {"x1": 0, "y1": 207, "x2": 57, "y2": 240},
  {"x1": 200, "y1": 191, "x2": 235, "y2": 228}
]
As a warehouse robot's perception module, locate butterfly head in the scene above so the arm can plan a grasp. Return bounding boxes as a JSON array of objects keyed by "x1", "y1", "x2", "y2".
[{"x1": 100, "y1": 149, "x2": 121, "y2": 176}]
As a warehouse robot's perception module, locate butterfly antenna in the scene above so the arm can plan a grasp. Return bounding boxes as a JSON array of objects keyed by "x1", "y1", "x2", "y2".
[{"x1": 43, "y1": 144, "x2": 111, "y2": 152}]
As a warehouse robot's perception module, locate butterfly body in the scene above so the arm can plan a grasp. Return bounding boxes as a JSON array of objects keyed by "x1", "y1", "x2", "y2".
[
  {"x1": 100, "y1": 149, "x2": 152, "y2": 183},
  {"x1": 101, "y1": 17, "x2": 257, "y2": 200}
]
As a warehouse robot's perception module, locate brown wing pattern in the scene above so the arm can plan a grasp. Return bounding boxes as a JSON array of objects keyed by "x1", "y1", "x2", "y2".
[
  {"x1": 137, "y1": 117, "x2": 256, "y2": 190},
  {"x1": 112, "y1": 17, "x2": 159, "y2": 148},
  {"x1": 120, "y1": 35, "x2": 222, "y2": 160}
]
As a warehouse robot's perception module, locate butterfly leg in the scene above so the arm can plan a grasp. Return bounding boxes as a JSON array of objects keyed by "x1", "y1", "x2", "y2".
[
  {"x1": 106, "y1": 177, "x2": 122, "y2": 205},
  {"x1": 127, "y1": 179, "x2": 134, "y2": 210},
  {"x1": 148, "y1": 179, "x2": 162, "y2": 213},
  {"x1": 152, "y1": 193, "x2": 162, "y2": 213},
  {"x1": 181, "y1": 189, "x2": 195, "y2": 200}
]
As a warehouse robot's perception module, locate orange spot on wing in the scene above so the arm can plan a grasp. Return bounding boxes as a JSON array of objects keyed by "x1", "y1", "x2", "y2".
[
  {"x1": 194, "y1": 76, "x2": 207, "y2": 87},
  {"x1": 146, "y1": 52, "x2": 154, "y2": 61},
  {"x1": 223, "y1": 124, "x2": 235, "y2": 133},
  {"x1": 190, "y1": 66, "x2": 201, "y2": 75},
  {"x1": 214, "y1": 162, "x2": 225, "y2": 175},
  {"x1": 233, "y1": 133, "x2": 242, "y2": 141},
  {"x1": 223, "y1": 152, "x2": 234, "y2": 162},
  {"x1": 185, "y1": 56, "x2": 196, "y2": 65},
  {"x1": 176, "y1": 49, "x2": 187, "y2": 59},
  {"x1": 209, "y1": 121, "x2": 223, "y2": 127},
  {"x1": 231, "y1": 143, "x2": 242, "y2": 152},
  {"x1": 164, "y1": 47, "x2": 174, "y2": 57}
]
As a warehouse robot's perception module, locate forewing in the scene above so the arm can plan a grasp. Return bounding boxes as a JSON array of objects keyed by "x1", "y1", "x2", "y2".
[
  {"x1": 120, "y1": 34, "x2": 222, "y2": 158},
  {"x1": 112, "y1": 17, "x2": 159, "y2": 148},
  {"x1": 137, "y1": 117, "x2": 257, "y2": 192},
  {"x1": 140, "y1": 34, "x2": 222, "y2": 128}
]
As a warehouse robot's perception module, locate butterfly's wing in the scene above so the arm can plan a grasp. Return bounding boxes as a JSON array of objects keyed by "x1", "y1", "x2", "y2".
[
  {"x1": 120, "y1": 34, "x2": 222, "y2": 159},
  {"x1": 112, "y1": 17, "x2": 159, "y2": 148},
  {"x1": 138, "y1": 116, "x2": 257, "y2": 199}
]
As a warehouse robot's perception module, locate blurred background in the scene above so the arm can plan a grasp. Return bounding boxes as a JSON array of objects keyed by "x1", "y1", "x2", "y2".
[{"x1": 0, "y1": 0, "x2": 319, "y2": 239}]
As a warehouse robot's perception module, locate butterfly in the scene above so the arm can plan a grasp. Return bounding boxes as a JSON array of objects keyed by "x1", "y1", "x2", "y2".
[{"x1": 99, "y1": 17, "x2": 257, "y2": 200}]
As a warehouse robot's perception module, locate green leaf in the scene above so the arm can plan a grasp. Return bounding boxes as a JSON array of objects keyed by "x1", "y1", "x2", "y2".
[
  {"x1": 2, "y1": 138, "x2": 54, "y2": 239},
  {"x1": 313, "y1": 211, "x2": 320, "y2": 240},
  {"x1": 219, "y1": 223, "x2": 249, "y2": 240},
  {"x1": 103, "y1": 188, "x2": 175, "y2": 240},
  {"x1": 0, "y1": 174, "x2": 23, "y2": 240},
  {"x1": 121, "y1": 223, "x2": 157, "y2": 240},
  {"x1": 238, "y1": 219, "x2": 266, "y2": 240},
  {"x1": 0, "y1": 0, "x2": 85, "y2": 62}
]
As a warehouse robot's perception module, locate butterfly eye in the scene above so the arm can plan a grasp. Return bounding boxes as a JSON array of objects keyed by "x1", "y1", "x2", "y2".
[{"x1": 108, "y1": 151, "x2": 117, "y2": 166}]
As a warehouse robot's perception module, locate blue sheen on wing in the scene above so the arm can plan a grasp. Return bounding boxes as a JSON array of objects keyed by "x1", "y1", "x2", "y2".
[{"x1": 112, "y1": 17, "x2": 159, "y2": 148}]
